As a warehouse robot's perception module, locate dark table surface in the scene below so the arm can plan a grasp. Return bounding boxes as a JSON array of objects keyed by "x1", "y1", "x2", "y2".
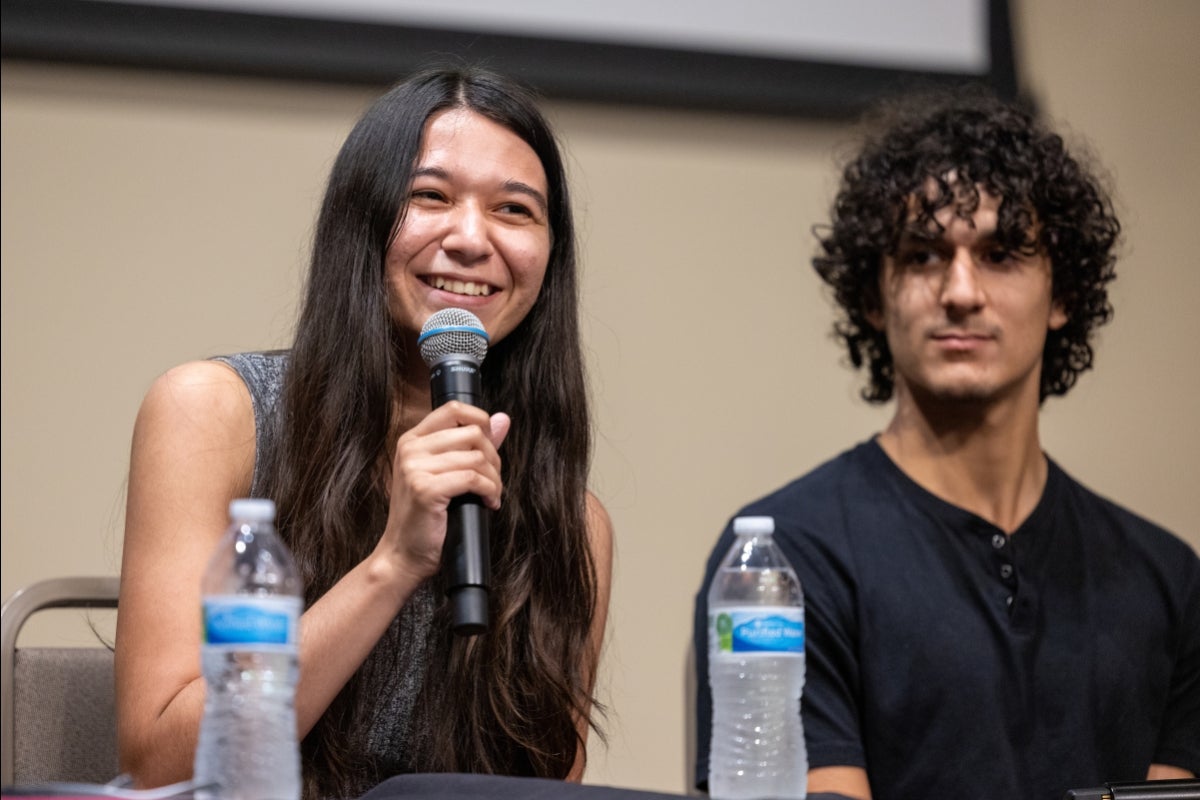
[
  {"x1": 360, "y1": 774, "x2": 857, "y2": 800},
  {"x1": 361, "y1": 773, "x2": 686, "y2": 799},
  {"x1": 2, "y1": 773, "x2": 859, "y2": 799}
]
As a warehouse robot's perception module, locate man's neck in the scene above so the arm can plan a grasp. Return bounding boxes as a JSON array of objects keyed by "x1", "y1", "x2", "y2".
[{"x1": 877, "y1": 384, "x2": 1048, "y2": 534}]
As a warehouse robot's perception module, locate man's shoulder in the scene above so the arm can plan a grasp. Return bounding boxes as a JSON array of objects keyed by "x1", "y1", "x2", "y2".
[
  {"x1": 760, "y1": 438, "x2": 882, "y2": 496},
  {"x1": 736, "y1": 439, "x2": 887, "y2": 537},
  {"x1": 1050, "y1": 458, "x2": 1197, "y2": 565}
]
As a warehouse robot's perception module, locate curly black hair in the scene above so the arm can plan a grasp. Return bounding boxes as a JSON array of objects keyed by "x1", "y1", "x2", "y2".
[{"x1": 812, "y1": 85, "x2": 1121, "y2": 403}]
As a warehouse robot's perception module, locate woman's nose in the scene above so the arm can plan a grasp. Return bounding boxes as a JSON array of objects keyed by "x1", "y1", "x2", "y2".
[{"x1": 441, "y1": 202, "x2": 493, "y2": 264}]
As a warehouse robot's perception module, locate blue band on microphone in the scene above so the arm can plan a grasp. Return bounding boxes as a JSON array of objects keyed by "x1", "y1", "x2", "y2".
[{"x1": 417, "y1": 324, "x2": 489, "y2": 344}]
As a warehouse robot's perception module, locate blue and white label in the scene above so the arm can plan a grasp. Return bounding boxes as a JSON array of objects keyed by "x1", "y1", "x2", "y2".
[
  {"x1": 203, "y1": 595, "x2": 301, "y2": 646},
  {"x1": 712, "y1": 606, "x2": 804, "y2": 654}
]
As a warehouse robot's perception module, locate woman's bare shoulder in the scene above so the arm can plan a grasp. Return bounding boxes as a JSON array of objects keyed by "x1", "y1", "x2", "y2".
[
  {"x1": 584, "y1": 491, "x2": 614, "y2": 580},
  {"x1": 131, "y1": 359, "x2": 256, "y2": 493},
  {"x1": 138, "y1": 359, "x2": 251, "y2": 432}
]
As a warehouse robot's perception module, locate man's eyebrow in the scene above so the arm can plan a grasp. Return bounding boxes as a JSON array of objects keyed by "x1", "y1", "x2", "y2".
[{"x1": 895, "y1": 227, "x2": 944, "y2": 246}]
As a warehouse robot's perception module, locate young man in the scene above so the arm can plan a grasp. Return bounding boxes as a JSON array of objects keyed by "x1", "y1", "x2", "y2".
[{"x1": 693, "y1": 89, "x2": 1199, "y2": 800}]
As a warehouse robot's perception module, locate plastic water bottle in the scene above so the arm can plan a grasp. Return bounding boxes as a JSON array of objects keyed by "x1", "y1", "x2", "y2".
[
  {"x1": 708, "y1": 515, "x2": 807, "y2": 800},
  {"x1": 194, "y1": 498, "x2": 302, "y2": 800}
]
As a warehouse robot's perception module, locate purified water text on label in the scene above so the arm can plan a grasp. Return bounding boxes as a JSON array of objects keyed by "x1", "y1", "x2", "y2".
[
  {"x1": 712, "y1": 606, "x2": 804, "y2": 654},
  {"x1": 203, "y1": 595, "x2": 301, "y2": 646}
]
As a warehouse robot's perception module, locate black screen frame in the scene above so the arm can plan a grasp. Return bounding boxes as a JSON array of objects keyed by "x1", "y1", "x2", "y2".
[{"x1": 1, "y1": 0, "x2": 1019, "y2": 118}]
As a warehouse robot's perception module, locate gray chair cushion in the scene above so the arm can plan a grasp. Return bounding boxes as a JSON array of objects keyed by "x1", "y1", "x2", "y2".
[{"x1": 13, "y1": 647, "x2": 120, "y2": 785}]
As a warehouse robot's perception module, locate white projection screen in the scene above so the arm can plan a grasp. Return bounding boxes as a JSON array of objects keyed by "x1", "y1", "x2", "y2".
[{"x1": 1, "y1": 0, "x2": 1017, "y2": 116}]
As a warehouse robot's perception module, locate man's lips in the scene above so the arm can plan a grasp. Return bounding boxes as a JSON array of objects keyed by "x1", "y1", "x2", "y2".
[
  {"x1": 930, "y1": 330, "x2": 995, "y2": 349},
  {"x1": 933, "y1": 331, "x2": 991, "y2": 340}
]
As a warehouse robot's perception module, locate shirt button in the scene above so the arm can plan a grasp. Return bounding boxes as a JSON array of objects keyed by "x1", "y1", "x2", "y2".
[
  {"x1": 1000, "y1": 564, "x2": 1014, "y2": 579},
  {"x1": 992, "y1": 533, "x2": 1006, "y2": 549},
  {"x1": 1006, "y1": 595, "x2": 1014, "y2": 607}
]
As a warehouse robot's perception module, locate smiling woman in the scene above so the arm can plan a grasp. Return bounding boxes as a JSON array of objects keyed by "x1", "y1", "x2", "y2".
[
  {"x1": 385, "y1": 107, "x2": 551, "y2": 346},
  {"x1": 113, "y1": 66, "x2": 612, "y2": 800}
]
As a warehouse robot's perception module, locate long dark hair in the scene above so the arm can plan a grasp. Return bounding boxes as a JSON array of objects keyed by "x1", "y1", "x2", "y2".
[
  {"x1": 812, "y1": 86, "x2": 1121, "y2": 403},
  {"x1": 260, "y1": 66, "x2": 599, "y2": 798}
]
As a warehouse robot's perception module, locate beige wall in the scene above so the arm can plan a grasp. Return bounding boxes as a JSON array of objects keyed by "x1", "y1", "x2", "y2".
[{"x1": 2, "y1": 0, "x2": 1197, "y2": 793}]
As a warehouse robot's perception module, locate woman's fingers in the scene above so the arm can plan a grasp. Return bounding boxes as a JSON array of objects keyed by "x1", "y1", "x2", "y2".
[
  {"x1": 405, "y1": 466, "x2": 504, "y2": 511},
  {"x1": 407, "y1": 400, "x2": 496, "y2": 437},
  {"x1": 488, "y1": 412, "x2": 511, "y2": 449},
  {"x1": 398, "y1": 447, "x2": 504, "y2": 507},
  {"x1": 382, "y1": 402, "x2": 510, "y2": 576},
  {"x1": 397, "y1": 421, "x2": 502, "y2": 477}
]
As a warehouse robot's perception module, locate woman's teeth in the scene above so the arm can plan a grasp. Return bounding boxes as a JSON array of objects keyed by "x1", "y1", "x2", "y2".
[{"x1": 432, "y1": 276, "x2": 492, "y2": 296}]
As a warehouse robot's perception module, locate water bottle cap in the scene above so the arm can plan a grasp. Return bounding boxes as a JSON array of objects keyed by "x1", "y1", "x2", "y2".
[
  {"x1": 228, "y1": 497, "x2": 277, "y2": 523},
  {"x1": 732, "y1": 515, "x2": 774, "y2": 536}
]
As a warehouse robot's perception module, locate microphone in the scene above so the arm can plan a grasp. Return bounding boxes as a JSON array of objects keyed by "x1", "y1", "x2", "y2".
[
  {"x1": 418, "y1": 308, "x2": 491, "y2": 636},
  {"x1": 1063, "y1": 780, "x2": 1200, "y2": 799}
]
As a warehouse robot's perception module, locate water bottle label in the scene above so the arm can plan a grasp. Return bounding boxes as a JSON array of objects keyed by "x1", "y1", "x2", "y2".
[
  {"x1": 203, "y1": 595, "x2": 301, "y2": 646},
  {"x1": 712, "y1": 607, "x2": 804, "y2": 654}
]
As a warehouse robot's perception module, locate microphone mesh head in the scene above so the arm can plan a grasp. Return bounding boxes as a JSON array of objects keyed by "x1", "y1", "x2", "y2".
[{"x1": 418, "y1": 308, "x2": 489, "y2": 366}]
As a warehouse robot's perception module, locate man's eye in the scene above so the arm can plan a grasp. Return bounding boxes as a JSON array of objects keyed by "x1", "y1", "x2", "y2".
[
  {"x1": 899, "y1": 248, "x2": 937, "y2": 267},
  {"x1": 984, "y1": 248, "x2": 1014, "y2": 265}
]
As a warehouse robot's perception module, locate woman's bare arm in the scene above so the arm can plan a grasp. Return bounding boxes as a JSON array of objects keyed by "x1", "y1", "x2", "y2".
[
  {"x1": 567, "y1": 491, "x2": 614, "y2": 782},
  {"x1": 116, "y1": 360, "x2": 259, "y2": 785},
  {"x1": 116, "y1": 363, "x2": 507, "y2": 788}
]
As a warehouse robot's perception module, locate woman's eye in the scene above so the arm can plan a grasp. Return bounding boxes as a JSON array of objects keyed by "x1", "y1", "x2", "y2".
[
  {"x1": 984, "y1": 248, "x2": 1014, "y2": 265},
  {"x1": 410, "y1": 188, "x2": 445, "y2": 202},
  {"x1": 498, "y1": 202, "x2": 534, "y2": 217}
]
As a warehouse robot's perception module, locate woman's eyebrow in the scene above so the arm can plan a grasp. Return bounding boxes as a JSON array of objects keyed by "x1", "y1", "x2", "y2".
[
  {"x1": 503, "y1": 180, "x2": 548, "y2": 214},
  {"x1": 412, "y1": 166, "x2": 449, "y2": 180}
]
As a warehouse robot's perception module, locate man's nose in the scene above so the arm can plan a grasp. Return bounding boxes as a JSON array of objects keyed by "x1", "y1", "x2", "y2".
[{"x1": 939, "y1": 249, "x2": 986, "y2": 313}]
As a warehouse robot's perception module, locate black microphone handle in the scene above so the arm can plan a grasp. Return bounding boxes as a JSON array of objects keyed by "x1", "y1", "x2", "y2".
[
  {"x1": 1109, "y1": 780, "x2": 1200, "y2": 800},
  {"x1": 428, "y1": 356, "x2": 489, "y2": 636},
  {"x1": 428, "y1": 358, "x2": 484, "y2": 407},
  {"x1": 445, "y1": 494, "x2": 490, "y2": 635}
]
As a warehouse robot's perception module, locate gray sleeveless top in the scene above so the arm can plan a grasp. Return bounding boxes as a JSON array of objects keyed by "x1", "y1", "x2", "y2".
[{"x1": 214, "y1": 351, "x2": 435, "y2": 795}]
